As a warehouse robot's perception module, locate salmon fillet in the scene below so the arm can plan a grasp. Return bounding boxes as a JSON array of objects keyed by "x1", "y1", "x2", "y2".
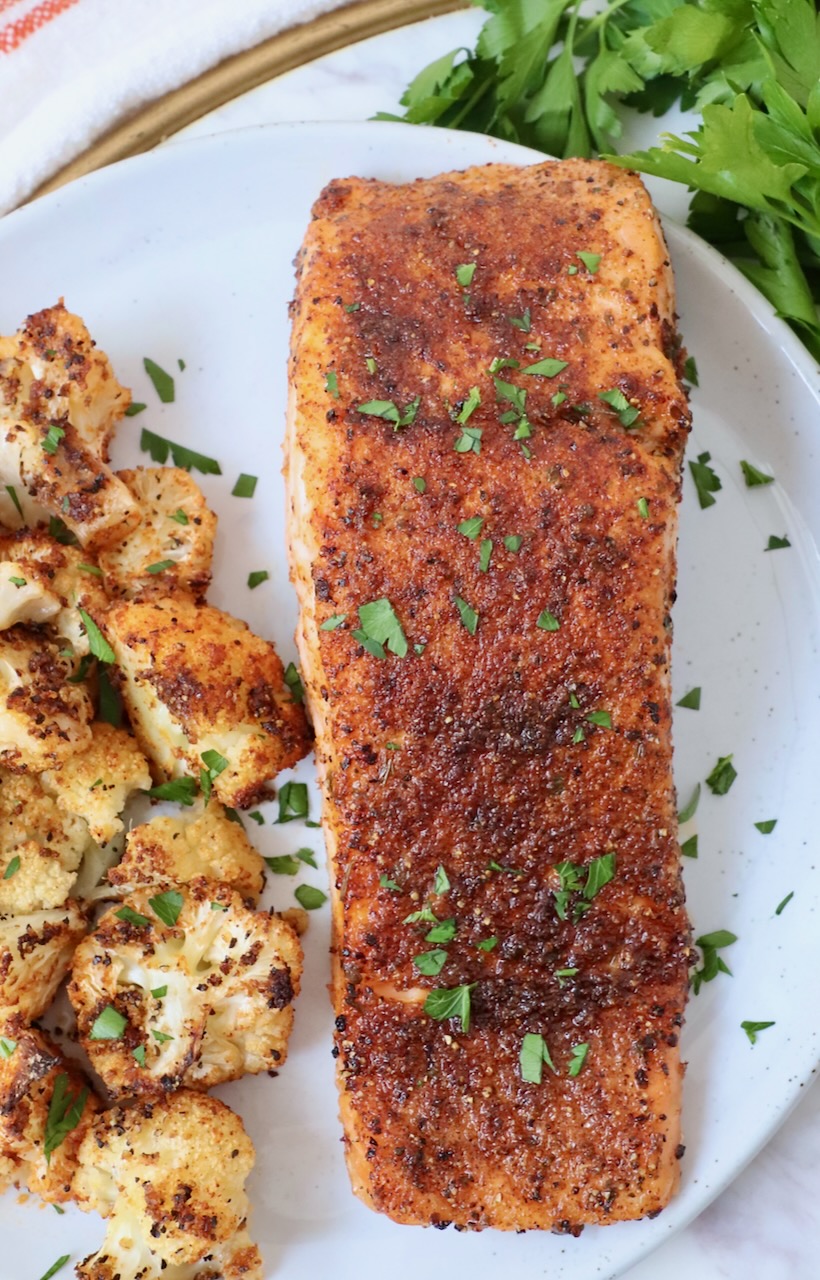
[{"x1": 286, "y1": 159, "x2": 692, "y2": 1233}]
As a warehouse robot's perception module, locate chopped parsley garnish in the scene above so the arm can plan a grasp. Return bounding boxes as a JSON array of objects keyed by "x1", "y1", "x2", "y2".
[
  {"x1": 513, "y1": 417, "x2": 531, "y2": 440},
  {"x1": 493, "y1": 377, "x2": 527, "y2": 416},
  {"x1": 146, "y1": 559, "x2": 175, "y2": 575},
  {"x1": 168, "y1": 508, "x2": 188, "y2": 527},
  {"x1": 49, "y1": 516, "x2": 79, "y2": 546},
  {"x1": 765, "y1": 534, "x2": 791, "y2": 550},
  {"x1": 89, "y1": 1005, "x2": 127, "y2": 1041},
  {"x1": 479, "y1": 538, "x2": 493, "y2": 572},
  {"x1": 584, "y1": 852, "x2": 616, "y2": 898},
  {"x1": 522, "y1": 357, "x2": 568, "y2": 378},
  {"x1": 232, "y1": 473, "x2": 258, "y2": 498},
  {"x1": 424, "y1": 983, "x2": 475, "y2": 1033},
  {"x1": 414, "y1": 949, "x2": 448, "y2": 976},
  {"x1": 568, "y1": 1042, "x2": 590, "y2": 1076},
  {"x1": 519, "y1": 1032, "x2": 556, "y2": 1083},
  {"x1": 140, "y1": 428, "x2": 221, "y2": 475},
  {"x1": 426, "y1": 918, "x2": 457, "y2": 943},
  {"x1": 365, "y1": 357, "x2": 377, "y2": 375},
  {"x1": 38, "y1": 1256, "x2": 71, "y2": 1280},
  {"x1": 755, "y1": 819, "x2": 777, "y2": 834},
  {"x1": 433, "y1": 865, "x2": 450, "y2": 895},
  {"x1": 325, "y1": 371, "x2": 339, "y2": 398},
  {"x1": 692, "y1": 929, "x2": 737, "y2": 994},
  {"x1": 706, "y1": 755, "x2": 737, "y2": 795},
  {"x1": 320, "y1": 613, "x2": 347, "y2": 631},
  {"x1": 151, "y1": 985, "x2": 168, "y2": 999},
  {"x1": 144, "y1": 777, "x2": 197, "y2": 805},
  {"x1": 178, "y1": 358, "x2": 186, "y2": 371},
  {"x1": 740, "y1": 460, "x2": 774, "y2": 487},
  {"x1": 577, "y1": 251, "x2": 601, "y2": 273},
  {"x1": 248, "y1": 569, "x2": 270, "y2": 589},
  {"x1": 211, "y1": 901, "x2": 228, "y2": 911},
  {"x1": 277, "y1": 780, "x2": 310, "y2": 823},
  {"x1": 489, "y1": 356, "x2": 520, "y2": 374},
  {"x1": 551, "y1": 390, "x2": 567, "y2": 407},
  {"x1": 296, "y1": 847, "x2": 318, "y2": 868},
  {"x1": 572, "y1": 726, "x2": 585, "y2": 744},
  {"x1": 266, "y1": 855, "x2": 300, "y2": 876},
  {"x1": 153, "y1": 1030, "x2": 174, "y2": 1043},
  {"x1": 0, "y1": 1037, "x2": 16, "y2": 1058},
  {"x1": 598, "y1": 387, "x2": 640, "y2": 427},
  {"x1": 67, "y1": 654, "x2": 94, "y2": 685},
  {"x1": 124, "y1": 401, "x2": 146, "y2": 416},
  {"x1": 681, "y1": 835, "x2": 699, "y2": 858},
  {"x1": 508, "y1": 308, "x2": 531, "y2": 332},
  {"x1": 404, "y1": 905, "x2": 438, "y2": 925},
  {"x1": 456, "y1": 262, "x2": 477, "y2": 288},
  {"x1": 637, "y1": 497, "x2": 649, "y2": 519},
  {"x1": 477, "y1": 936, "x2": 498, "y2": 952},
  {"x1": 741, "y1": 1020, "x2": 775, "y2": 1045},
  {"x1": 200, "y1": 749, "x2": 228, "y2": 803},
  {"x1": 684, "y1": 356, "x2": 699, "y2": 386},
  {"x1": 379, "y1": 874, "x2": 400, "y2": 891},
  {"x1": 357, "y1": 397, "x2": 420, "y2": 429},
  {"x1": 488, "y1": 861, "x2": 523, "y2": 875},
  {"x1": 354, "y1": 597, "x2": 408, "y2": 658},
  {"x1": 454, "y1": 595, "x2": 479, "y2": 635},
  {"x1": 144, "y1": 357, "x2": 175, "y2": 402},
  {"x1": 284, "y1": 661, "x2": 304, "y2": 703},
  {"x1": 115, "y1": 906, "x2": 152, "y2": 927},
  {"x1": 149, "y1": 890, "x2": 184, "y2": 927},
  {"x1": 133, "y1": 1046, "x2": 147, "y2": 1067},
  {"x1": 553, "y1": 854, "x2": 615, "y2": 921},
  {"x1": 77, "y1": 563, "x2": 103, "y2": 577},
  {"x1": 344, "y1": 301, "x2": 360, "y2": 313},
  {"x1": 454, "y1": 425, "x2": 483, "y2": 454},
  {"x1": 98, "y1": 668, "x2": 123, "y2": 727},
  {"x1": 586, "y1": 710, "x2": 611, "y2": 728},
  {"x1": 295, "y1": 884, "x2": 327, "y2": 910},
  {"x1": 79, "y1": 613, "x2": 114, "y2": 669},
  {"x1": 536, "y1": 609, "x2": 560, "y2": 631},
  {"x1": 775, "y1": 891, "x2": 794, "y2": 915},
  {"x1": 413, "y1": 476, "x2": 426, "y2": 493},
  {"x1": 555, "y1": 967, "x2": 578, "y2": 985},
  {"x1": 42, "y1": 424, "x2": 66, "y2": 454},
  {"x1": 8, "y1": 576, "x2": 25, "y2": 589},
  {"x1": 5, "y1": 484, "x2": 23, "y2": 519},
  {"x1": 503, "y1": 535, "x2": 523, "y2": 553},
  {"x1": 677, "y1": 783, "x2": 701, "y2": 823},
  {"x1": 44, "y1": 1074, "x2": 89, "y2": 1163},
  {"x1": 689, "y1": 451, "x2": 722, "y2": 509},
  {"x1": 455, "y1": 388, "x2": 482, "y2": 429},
  {"x1": 676, "y1": 687, "x2": 701, "y2": 710},
  {"x1": 457, "y1": 516, "x2": 484, "y2": 540},
  {"x1": 249, "y1": 811, "x2": 265, "y2": 825}
]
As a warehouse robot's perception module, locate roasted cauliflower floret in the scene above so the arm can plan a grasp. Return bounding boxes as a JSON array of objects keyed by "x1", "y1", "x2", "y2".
[
  {"x1": 98, "y1": 467, "x2": 217, "y2": 602},
  {"x1": 0, "y1": 626, "x2": 93, "y2": 770},
  {"x1": 0, "y1": 305, "x2": 140, "y2": 550},
  {"x1": 41, "y1": 722, "x2": 151, "y2": 844},
  {"x1": 0, "y1": 302, "x2": 131, "y2": 458},
  {"x1": 105, "y1": 597, "x2": 311, "y2": 807},
  {"x1": 69, "y1": 879, "x2": 302, "y2": 1095},
  {"x1": 0, "y1": 1019, "x2": 99, "y2": 1203},
  {"x1": 0, "y1": 529, "x2": 109, "y2": 656},
  {"x1": 0, "y1": 900, "x2": 87, "y2": 1019},
  {"x1": 73, "y1": 1091, "x2": 262, "y2": 1277},
  {"x1": 108, "y1": 798, "x2": 265, "y2": 903},
  {"x1": 0, "y1": 769, "x2": 93, "y2": 911}
]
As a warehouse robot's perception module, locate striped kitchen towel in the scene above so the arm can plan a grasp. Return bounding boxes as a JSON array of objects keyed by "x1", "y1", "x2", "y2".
[{"x1": 0, "y1": 0, "x2": 349, "y2": 216}]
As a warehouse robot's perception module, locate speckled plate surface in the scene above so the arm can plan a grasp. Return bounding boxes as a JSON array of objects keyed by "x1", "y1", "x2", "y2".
[{"x1": 1, "y1": 123, "x2": 819, "y2": 1280}]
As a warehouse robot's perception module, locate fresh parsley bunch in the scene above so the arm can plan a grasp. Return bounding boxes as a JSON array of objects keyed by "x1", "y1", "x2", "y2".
[{"x1": 382, "y1": 0, "x2": 820, "y2": 360}]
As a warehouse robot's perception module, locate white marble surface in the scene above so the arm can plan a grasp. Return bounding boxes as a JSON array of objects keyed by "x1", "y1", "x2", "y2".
[{"x1": 171, "y1": 10, "x2": 820, "y2": 1277}]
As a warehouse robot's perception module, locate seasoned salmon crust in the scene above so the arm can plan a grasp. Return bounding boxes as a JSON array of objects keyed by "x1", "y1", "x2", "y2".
[{"x1": 286, "y1": 159, "x2": 692, "y2": 1233}]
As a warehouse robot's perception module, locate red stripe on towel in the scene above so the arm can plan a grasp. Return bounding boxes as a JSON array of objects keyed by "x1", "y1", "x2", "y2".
[{"x1": 0, "y1": 0, "x2": 81, "y2": 54}]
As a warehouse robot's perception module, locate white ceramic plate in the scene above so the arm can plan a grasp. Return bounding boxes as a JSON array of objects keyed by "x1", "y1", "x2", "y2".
[{"x1": 1, "y1": 122, "x2": 819, "y2": 1280}]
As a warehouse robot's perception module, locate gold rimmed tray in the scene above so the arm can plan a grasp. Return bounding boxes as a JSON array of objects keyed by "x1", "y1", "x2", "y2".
[{"x1": 31, "y1": 0, "x2": 462, "y2": 203}]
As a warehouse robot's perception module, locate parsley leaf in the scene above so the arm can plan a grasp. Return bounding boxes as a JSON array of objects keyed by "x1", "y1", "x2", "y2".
[
  {"x1": 325, "y1": 371, "x2": 339, "y2": 399},
  {"x1": 598, "y1": 387, "x2": 640, "y2": 427},
  {"x1": 477, "y1": 936, "x2": 498, "y2": 951},
  {"x1": 3, "y1": 856, "x2": 20, "y2": 880},
  {"x1": 140, "y1": 428, "x2": 221, "y2": 475},
  {"x1": 248, "y1": 569, "x2": 269, "y2": 589},
  {"x1": 755, "y1": 818, "x2": 777, "y2": 834},
  {"x1": 0, "y1": 1036, "x2": 16, "y2": 1058},
  {"x1": 284, "y1": 661, "x2": 304, "y2": 703},
  {"x1": 456, "y1": 386, "x2": 482, "y2": 424},
  {"x1": 775, "y1": 890, "x2": 794, "y2": 915},
  {"x1": 689, "y1": 451, "x2": 722, "y2": 509},
  {"x1": 680, "y1": 834, "x2": 699, "y2": 858},
  {"x1": 148, "y1": 889, "x2": 184, "y2": 927},
  {"x1": 232, "y1": 473, "x2": 258, "y2": 498},
  {"x1": 426, "y1": 918, "x2": 457, "y2": 944},
  {"x1": 295, "y1": 884, "x2": 327, "y2": 910},
  {"x1": 424, "y1": 984, "x2": 475, "y2": 1033},
  {"x1": 577, "y1": 252, "x2": 601, "y2": 273},
  {"x1": 519, "y1": 1032, "x2": 557, "y2": 1083},
  {"x1": 89, "y1": 1005, "x2": 127, "y2": 1041},
  {"x1": 357, "y1": 397, "x2": 420, "y2": 429},
  {"x1": 765, "y1": 534, "x2": 791, "y2": 550},
  {"x1": 320, "y1": 613, "x2": 347, "y2": 631},
  {"x1": 677, "y1": 687, "x2": 701, "y2": 710},
  {"x1": 522, "y1": 357, "x2": 568, "y2": 377},
  {"x1": 692, "y1": 929, "x2": 737, "y2": 994},
  {"x1": 504, "y1": 534, "x2": 523, "y2": 552},
  {"x1": 42, "y1": 424, "x2": 65, "y2": 455},
  {"x1": 479, "y1": 537, "x2": 493, "y2": 572},
  {"x1": 266, "y1": 855, "x2": 300, "y2": 876},
  {"x1": 414, "y1": 949, "x2": 448, "y2": 976},
  {"x1": 357, "y1": 598, "x2": 408, "y2": 658},
  {"x1": 144, "y1": 777, "x2": 197, "y2": 805},
  {"x1": 44, "y1": 1073, "x2": 89, "y2": 1163},
  {"x1": 200, "y1": 749, "x2": 228, "y2": 803},
  {"x1": 456, "y1": 262, "x2": 477, "y2": 287},
  {"x1": 115, "y1": 906, "x2": 152, "y2": 928},
  {"x1": 706, "y1": 754, "x2": 737, "y2": 795},
  {"x1": 433, "y1": 865, "x2": 450, "y2": 895},
  {"x1": 146, "y1": 559, "x2": 174, "y2": 575},
  {"x1": 143, "y1": 357, "x2": 175, "y2": 402},
  {"x1": 277, "y1": 780, "x2": 309, "y2": 823},
  {"x1": 567, "y1": 1042, "x2": 590, "y2": 1076},
  {"x1": 678, "y1": 783, "x2": 701, "y2": 823},
  {"x1": 741, "y1": 1019, "x2": 775, "y2": 1045},
  {"x1": 536, "y1": 609, "x2": 560, "y2": 631},
  {"x1": 740, "y1": 460, "x2": 774, "y2": 487},
  {"x1": 454, "y1": 424, "x2": 483, "y2": 454},
  {"x1": 457, "y1": 516, "x2": 484, "y2": 540},
  {"x1": 78, "y1": 610, "x2": 115, "y2": 663},
  {"x1": 454, "y1": 595, "x2": 479, "y2": 635},
  {"x1": 508, "y1": 309, "x2": 531, "y2": 332}
]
